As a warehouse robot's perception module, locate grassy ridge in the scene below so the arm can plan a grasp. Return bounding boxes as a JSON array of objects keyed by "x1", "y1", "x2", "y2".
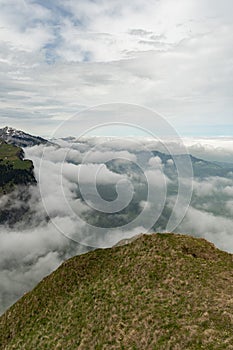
[{"x1": 1, "y1": 233, "x2": 233, "y2": 349}]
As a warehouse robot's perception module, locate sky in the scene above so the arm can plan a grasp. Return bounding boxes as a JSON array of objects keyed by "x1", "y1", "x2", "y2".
[{"x1": 0, "y1": 0, "x2": 233, "y2": 137}]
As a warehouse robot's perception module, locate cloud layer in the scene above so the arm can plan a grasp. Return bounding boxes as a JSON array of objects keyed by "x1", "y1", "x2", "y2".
[{"x1": 0, "y1": 136, "x2": 233, "y2": 314}]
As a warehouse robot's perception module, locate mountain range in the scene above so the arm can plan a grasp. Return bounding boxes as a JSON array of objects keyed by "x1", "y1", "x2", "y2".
[{"x1": 1, "y1": 126, "x2": 233, "y2": 229}]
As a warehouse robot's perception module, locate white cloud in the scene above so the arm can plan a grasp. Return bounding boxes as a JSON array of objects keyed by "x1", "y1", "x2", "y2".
[
  {"x1": 184, "y1": 138, "x2": 233, "y2": 162},
  {"x1": 1, "y1": 136, "x2": 233, "y2": 315},
  {"x1": 148, "y1": 156, "x2": 163, "y2": 169},
  {"x1": 0, "y1": 0, "x2": 232, "y2": 135},
  {"x1": 177, "y1": 206, "x2": 233, "y2": 253},
  {"x1": 192, "y1": 177, "x2": 232, "y2": 197}
]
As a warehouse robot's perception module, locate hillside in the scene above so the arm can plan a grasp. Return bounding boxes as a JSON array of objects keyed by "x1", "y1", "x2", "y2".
[
  {"x1": 0, "y1": 140, "x2": 37, "y2": 225},
  {"x1": 0, "y1": 140, "x2": 36, "y2": 194},
  {"x1": 1, "y1": 233, "x2": 233, "y2": 349}
]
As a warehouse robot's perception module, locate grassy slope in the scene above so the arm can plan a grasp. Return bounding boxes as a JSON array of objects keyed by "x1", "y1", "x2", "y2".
[
  {"x1": 0, "y1": 142, "x2": 31, "y2": 170},
  {"x1": 1, "y1": 233, "x2": 233, "y2": 349},
  {"x1": 0, "y1": 142, "x2": 35, "y2": 194}
]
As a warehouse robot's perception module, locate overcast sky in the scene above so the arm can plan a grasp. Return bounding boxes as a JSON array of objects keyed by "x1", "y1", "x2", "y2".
[{"x1": 0, "y1": 0, "x2": 232, "y2": 137}]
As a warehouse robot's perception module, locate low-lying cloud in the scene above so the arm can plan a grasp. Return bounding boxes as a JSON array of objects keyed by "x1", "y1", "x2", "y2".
[{"x1": 0, "y1": 136, "x2": 233, "y2": 314}]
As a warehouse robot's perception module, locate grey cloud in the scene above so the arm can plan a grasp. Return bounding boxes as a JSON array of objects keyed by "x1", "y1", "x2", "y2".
[
  {"x1": 129, "y1": 29, "x2": 154, "y2": 36},
  {"x1": 0, "y1": 0, "x2": 232, "y2": 134}
]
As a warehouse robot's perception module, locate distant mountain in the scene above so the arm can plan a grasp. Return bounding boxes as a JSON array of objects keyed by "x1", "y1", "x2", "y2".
[
  {"x1": 0, "y1": 126, "x2": 52, "y2": 148},
  {"x1": 106, "y1": 149, "x2": 233, "y2": 179},
  {"x1": 1, "y1": 233, "x2": 233, "y2": 349},
  {"x1": 151, "y1": 150, "x2": 233, "y2": 178}
]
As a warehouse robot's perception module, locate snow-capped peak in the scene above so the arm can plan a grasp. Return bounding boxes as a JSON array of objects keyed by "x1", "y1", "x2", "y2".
[
  {"x1": 0, "y1": 126, "x2": 51, "y2": 147},
  {"x1": 2, "y1": 126, "x2": 23, "y2": 136}
]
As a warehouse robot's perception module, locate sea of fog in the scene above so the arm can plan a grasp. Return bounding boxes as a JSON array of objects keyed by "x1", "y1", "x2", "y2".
[{"x1": 0, "y1": 136, "x2": 233, "y2": 314}]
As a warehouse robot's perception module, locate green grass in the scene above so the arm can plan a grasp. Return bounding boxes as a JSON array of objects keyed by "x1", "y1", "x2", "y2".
[
  {"x1": 1, "y1": 233, "x2": 233, "y2": 349},
  {"x1": 0, "y1": 141, "x2": 35, "y2": 194},
  {"x1": 0, "y1": 142, "x2": 31, "y2": 170}
]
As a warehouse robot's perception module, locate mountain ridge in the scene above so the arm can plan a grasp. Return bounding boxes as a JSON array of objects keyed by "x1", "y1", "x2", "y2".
[
  {"x1": 0, "y1": 126, "x2": 52, "y2": 148},
  {"x1": 1, "y1": 232, "x2": 233, "y2": 349}
]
